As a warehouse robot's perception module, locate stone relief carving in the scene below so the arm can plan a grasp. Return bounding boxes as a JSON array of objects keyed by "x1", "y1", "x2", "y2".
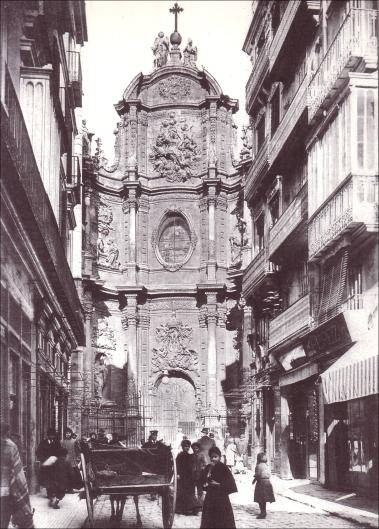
[
  {"x1": 97, "y1": 200, "x2": 121, "y2": 269},
  {"x1": 183, "y1": 38, "x2": 197, "y2": 67},
  {"x1": 149, "y1": 112, "x2": 201, "y2": 182},
  {"x1": 158, "y1": 76, "x2": 192, "y2": 100},
  {"x1": 92, "y1": 318, "x2": 117, "y2": 351},
  {"x1": 240, "y1": 125, "x2": 253, "y2": 160},
  {"x1": 151, "y1": 316, "x2": 199, "y2": 373},
  {"x1": 152, "y1": 31, "x2": 170, "y2": 68}
]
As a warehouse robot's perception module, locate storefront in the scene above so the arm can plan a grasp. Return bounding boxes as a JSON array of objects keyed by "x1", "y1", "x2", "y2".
[{"x1": 321, "y1": 331, "x2": 378, "y2": 498}]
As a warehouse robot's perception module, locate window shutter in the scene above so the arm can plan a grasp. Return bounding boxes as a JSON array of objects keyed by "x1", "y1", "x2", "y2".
[{"x1": 318, "y1": 248, "x2": 349, "y2": 324}]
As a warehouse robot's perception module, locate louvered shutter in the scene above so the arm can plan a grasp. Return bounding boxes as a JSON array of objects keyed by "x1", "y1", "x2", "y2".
[{"x1": 318, "y1": 248, "x2": 349, "y2": 324}]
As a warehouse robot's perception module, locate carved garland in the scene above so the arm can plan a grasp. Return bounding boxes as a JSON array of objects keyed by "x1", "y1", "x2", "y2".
[{"x1": 152, "y1": 207, "x2": 198, "y2": 272}]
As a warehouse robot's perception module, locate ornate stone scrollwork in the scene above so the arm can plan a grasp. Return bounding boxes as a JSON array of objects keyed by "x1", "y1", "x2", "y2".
[
  {"x1": 151, "y1": 315, "x2": 199, "y2": 374},
  {"x1": 158, "y1": 76, "x2": 192, "y2": 100},
  {"x1": 149, "y1": 112, "x2": 200, "y2": 182}
]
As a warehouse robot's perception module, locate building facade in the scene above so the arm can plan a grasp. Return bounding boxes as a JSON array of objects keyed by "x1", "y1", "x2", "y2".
[
  {"x1": 242, "y1": 0, "x2": 377, "y2": 497},
  {"x1": 1, "y1": 0, "x2": 87, "y2": 491},
  {"x1": 79, "y1": 23, "x2": 252, "y2": 446}
]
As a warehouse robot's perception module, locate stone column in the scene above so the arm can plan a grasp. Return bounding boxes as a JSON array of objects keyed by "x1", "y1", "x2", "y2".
[
  {"x1": 317, "y1": 380, "x2": 325, "y2": 484},
  {"x1": 207, "y1": 189, "x2": 217, "y2": 281},
  {"x1": 82, "y1": 298, "x2": 94, "y2": 404},
  {"x1": 83, "y1": 179, "x2": 96, "y2": 277},
  {"x1": 206, "y1": 292, "x2": 217, "y2": 407},
  {"x1": 124, "y1": 295, "x2": 138, "y2": 407},
  {"x1": 280, "y1": 388, "x2": 293, "y2": 479},
  {"x1": 242, "y1": 302, "x2": 252, "y2": 378},
  {"x1": 123, "y1": 183, "x2": 139, "y2": 285}
]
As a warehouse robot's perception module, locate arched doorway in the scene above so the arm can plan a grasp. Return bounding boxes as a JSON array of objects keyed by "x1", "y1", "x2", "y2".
[{"x1": 150, "y1": 375, "x2": 197, "y2": 447}]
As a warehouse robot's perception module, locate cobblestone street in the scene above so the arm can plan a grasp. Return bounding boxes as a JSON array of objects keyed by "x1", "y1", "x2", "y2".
[{"x1": 89, "y1": 474, "x2": 360, "y2": 529}]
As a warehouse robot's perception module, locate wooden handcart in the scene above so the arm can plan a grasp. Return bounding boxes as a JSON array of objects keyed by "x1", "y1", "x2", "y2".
[{"x1": 79, "y1": 442, "x2": 177, "y2": 528}]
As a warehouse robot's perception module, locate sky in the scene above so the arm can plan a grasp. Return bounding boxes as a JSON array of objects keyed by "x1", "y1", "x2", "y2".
[{"x1": 81, "y1": 0, "x2": 252, "y2": 161}]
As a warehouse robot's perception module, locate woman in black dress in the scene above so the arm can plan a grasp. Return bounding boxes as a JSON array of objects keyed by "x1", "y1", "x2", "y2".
[
  {"x1": 200, "y1": 446, "x2": 237, "y2": 529},
  {"x1": 175, "y1": 439, "x2": 197, "y2": 515}
]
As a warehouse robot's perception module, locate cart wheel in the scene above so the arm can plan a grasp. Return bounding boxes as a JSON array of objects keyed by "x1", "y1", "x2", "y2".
[
  {"x1": 80, "y1": 453, "x2": 94, "y2": 528},
  {"x1": 162, "y1": 482, "x2": 176, "y2": 529}
]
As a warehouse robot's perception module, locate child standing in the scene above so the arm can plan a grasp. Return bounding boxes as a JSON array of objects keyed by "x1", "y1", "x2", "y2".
[
  {"x1": 252, "y1": 452, "x2": 275, "y2": 519},
  {"x1": 191, "y1": 442, "x2": 207, "y2": 509}
]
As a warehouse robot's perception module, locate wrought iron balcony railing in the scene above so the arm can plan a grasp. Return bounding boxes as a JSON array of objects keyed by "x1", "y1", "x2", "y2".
[
  {"x1": 308, "y1": 7, "x2": 378, "y2": 121},
  {"x1": 269, "y1": 294, "x2": 310, "y2": 349},
  {"x1": 308, "y1": 174, "x2": 378, "y2": 260},
  {"x1": 1, "y1": 65, "x2": 84, "y2": 344}
]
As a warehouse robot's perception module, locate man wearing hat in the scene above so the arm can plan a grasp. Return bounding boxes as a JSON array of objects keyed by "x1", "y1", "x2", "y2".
[
  {"x1": 142, "y1": 430, "x2": 165, "y2": 449},
  {"x1": 36, "y1": 428, "x2": 62, "y2": 500},
  {"x1": 197, "y1": 427, "x2": 215, "y2": 464}
]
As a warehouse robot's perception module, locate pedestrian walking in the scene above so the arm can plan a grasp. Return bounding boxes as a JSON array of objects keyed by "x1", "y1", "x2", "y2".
[
  {"x1": 225, "y1": 437, "x2": 237, "y2": 471},
  {"x1": 175, "y1": 439, "x2": 197, "y2": 515},
  {"x1": 252, "y1": 452, "x2": 275, "y2": 519},
  {"x1": 46, "y1": 446, "x2": 72, "y2": 509},
  {"x1": 61, "y1": 427, "x2": 80, "y2": 493},
  {"x1": 235, "y1": 433, "x2": 248, "y2": 474},
  {"x1": 200, "y1": 446, "x2": 237, "y2": 529},
  {"x1": 191, "y1": 441, "x2": 207, "y2": 509},
  {"x1": 197, "y1": 427, "x2": 216, "y2": 464},
  {"x1": 1, "y1": 422, "x2": 34, "y2": 529},
  {"x1": 36, "y1": 427, "x2": 62, "y2": 494}
]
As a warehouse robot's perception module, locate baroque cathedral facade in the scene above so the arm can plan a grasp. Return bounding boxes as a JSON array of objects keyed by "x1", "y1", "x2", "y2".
[{"x1": 77, "y1": 27, "x2": 251, "y2": 444}]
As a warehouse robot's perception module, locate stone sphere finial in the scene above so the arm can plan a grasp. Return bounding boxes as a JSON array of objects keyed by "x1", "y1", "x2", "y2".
[{"x1": 170, "y1": 30, "x2": 182, "y2": 46}]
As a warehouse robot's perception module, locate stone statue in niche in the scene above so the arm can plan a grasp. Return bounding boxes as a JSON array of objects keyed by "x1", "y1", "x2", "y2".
[
  {"x1": 240, "y1": 125, "x2": 253, "y2": 160},
  {"x1": 149, "y1": 112, "x2": 200, "y2": 182},
  {"x1": 82, "y1": 120, "x2": 93, "y2": 157},
  {"x1": 183, "y1": 38, "x2": 197, "y2": 67},
  {"x1": 94, "y1": 352, "x2": 108, "y2": 398},
  {"x1": 152, "y1": 31, "x2": 170, "y2": 68},
  {"x1": 151, "y1": 315, "x2": 198, "y2": 373}
]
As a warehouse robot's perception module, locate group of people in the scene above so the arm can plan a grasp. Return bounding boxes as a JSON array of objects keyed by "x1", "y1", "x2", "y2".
[
  {"x1": 172, "y1": 427, "x2": 275, "y2": 527},
  {"x1": 36, "y1": 427, "x2": 83, "y2": 510}
]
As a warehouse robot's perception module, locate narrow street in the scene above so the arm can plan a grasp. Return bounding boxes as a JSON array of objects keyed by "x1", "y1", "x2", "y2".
[{"x1": 89, "y1": 473, "x2": 360, "y2": 529}]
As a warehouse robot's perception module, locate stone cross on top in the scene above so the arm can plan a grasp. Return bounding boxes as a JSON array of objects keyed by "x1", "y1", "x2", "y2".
[{"x1": 169, "y1": 2, "x2": 183, "y2": 33}]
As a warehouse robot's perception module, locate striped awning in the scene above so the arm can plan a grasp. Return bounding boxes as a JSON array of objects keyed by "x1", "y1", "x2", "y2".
[{"x1": 321, "y1": 331, "x2": 378, "y2": 404}]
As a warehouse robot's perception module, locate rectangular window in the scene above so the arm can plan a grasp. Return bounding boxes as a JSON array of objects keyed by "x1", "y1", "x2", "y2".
[
  {"x1": 356, "y1": 88, "x2": 377, "y2": 171},
  {"x1": 256, "y1": 115, "x2": 266, "y2": 152},
  {"x1": 271, "y1": 88, "x2": 281, "y2": 135},
  {"x1": 256, "y1": 214, "x2": 265, "y2": 252},
  {"x1": 268, "y1": 193, "x2": 280, "y2": 227},
  {"x1": 344, "y1": 264, "x2": 363, "y2": 310}
]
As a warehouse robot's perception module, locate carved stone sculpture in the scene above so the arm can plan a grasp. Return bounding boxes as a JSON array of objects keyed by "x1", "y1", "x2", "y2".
[
  {"x1": 158, "y1": 76, "x2": 191, "y2": 101},
  {"x1": 152, "y1": 32, "x2": 170, "y2": 68},
  {"x1": 149, "y1": 112, "x2": 200, "y2": 182},
  {"x1": 94, "y1": 353, "x2": 108, "y2": 398},
  {"x1": 151, "y1": 316, "x2": 198, "y2": 373},
  {"x1": 92, "y1": 319, "x2": 116, "y2": 351},
  {"x1": 183, "y1": 38, "x2": 197, "y2": 67},
  {"x1": 97, "y1": 201, "x2": 121, "y2": 269}
]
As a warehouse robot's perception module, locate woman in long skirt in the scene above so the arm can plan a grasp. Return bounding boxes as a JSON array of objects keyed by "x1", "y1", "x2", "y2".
[
  {"x1": 252, "y1": 452, "x2": 275, "y2": 519},
  {"x1": 175, "y1": 439, "x2": 197, "y2": 515},
  {"x1": 200, "y1": 446, "x2": 237, "y2": 529}
]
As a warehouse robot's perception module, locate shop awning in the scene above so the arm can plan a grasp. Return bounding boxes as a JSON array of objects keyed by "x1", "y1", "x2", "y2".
[{"x1": 321, "y1": 331, "x2": 378, "y2": 404}]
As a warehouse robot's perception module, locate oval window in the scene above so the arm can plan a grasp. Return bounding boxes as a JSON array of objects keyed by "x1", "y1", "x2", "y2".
[{"x1": 158, "y1": 214, "x2": 191, "y2": 265}]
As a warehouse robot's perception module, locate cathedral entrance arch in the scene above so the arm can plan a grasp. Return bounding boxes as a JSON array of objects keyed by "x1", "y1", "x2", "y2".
[{"x1": 148, "y1": 374, "x2": 197, "y2": 448}]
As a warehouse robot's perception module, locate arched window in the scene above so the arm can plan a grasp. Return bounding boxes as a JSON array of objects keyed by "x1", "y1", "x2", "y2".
[{"x1": 158, "y1": 214, "x2": 191, "y2": 265}]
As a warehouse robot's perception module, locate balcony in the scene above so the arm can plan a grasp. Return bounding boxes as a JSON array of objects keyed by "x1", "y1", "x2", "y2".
[
  {"x1": 67, "y1": 51, "x2": 82, "y2": 107},
  {"x1": 308, "y1": 174, "x2": 378, "y2": 261},
  {"x1": 1, "y1": 65, "x2": 84, "y2": 344},
  {"x1": 269, "y1": 294, "x2": 310, "y2": 349},
  {"x1": 269, "y1": 185, "x2": 307, "y2": 258},
  {"x1": 245, "y1": 136, "x2": 270, "y2": 202},
  {"x1": 242, "y1": 248, "x2": 277, "y2": 299},
  {"x1": 269, "y1": 66, "x2": 308, "y2": 167},
  {"x1": 269, "y1": 1, "x2": 301, "y2": 73},
  {"x1": 308, "y1": 7, "x2": 378, "y2": 121},
  {"x1": 246, "y1": 39, "x2": 270, "y2": 113}
]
